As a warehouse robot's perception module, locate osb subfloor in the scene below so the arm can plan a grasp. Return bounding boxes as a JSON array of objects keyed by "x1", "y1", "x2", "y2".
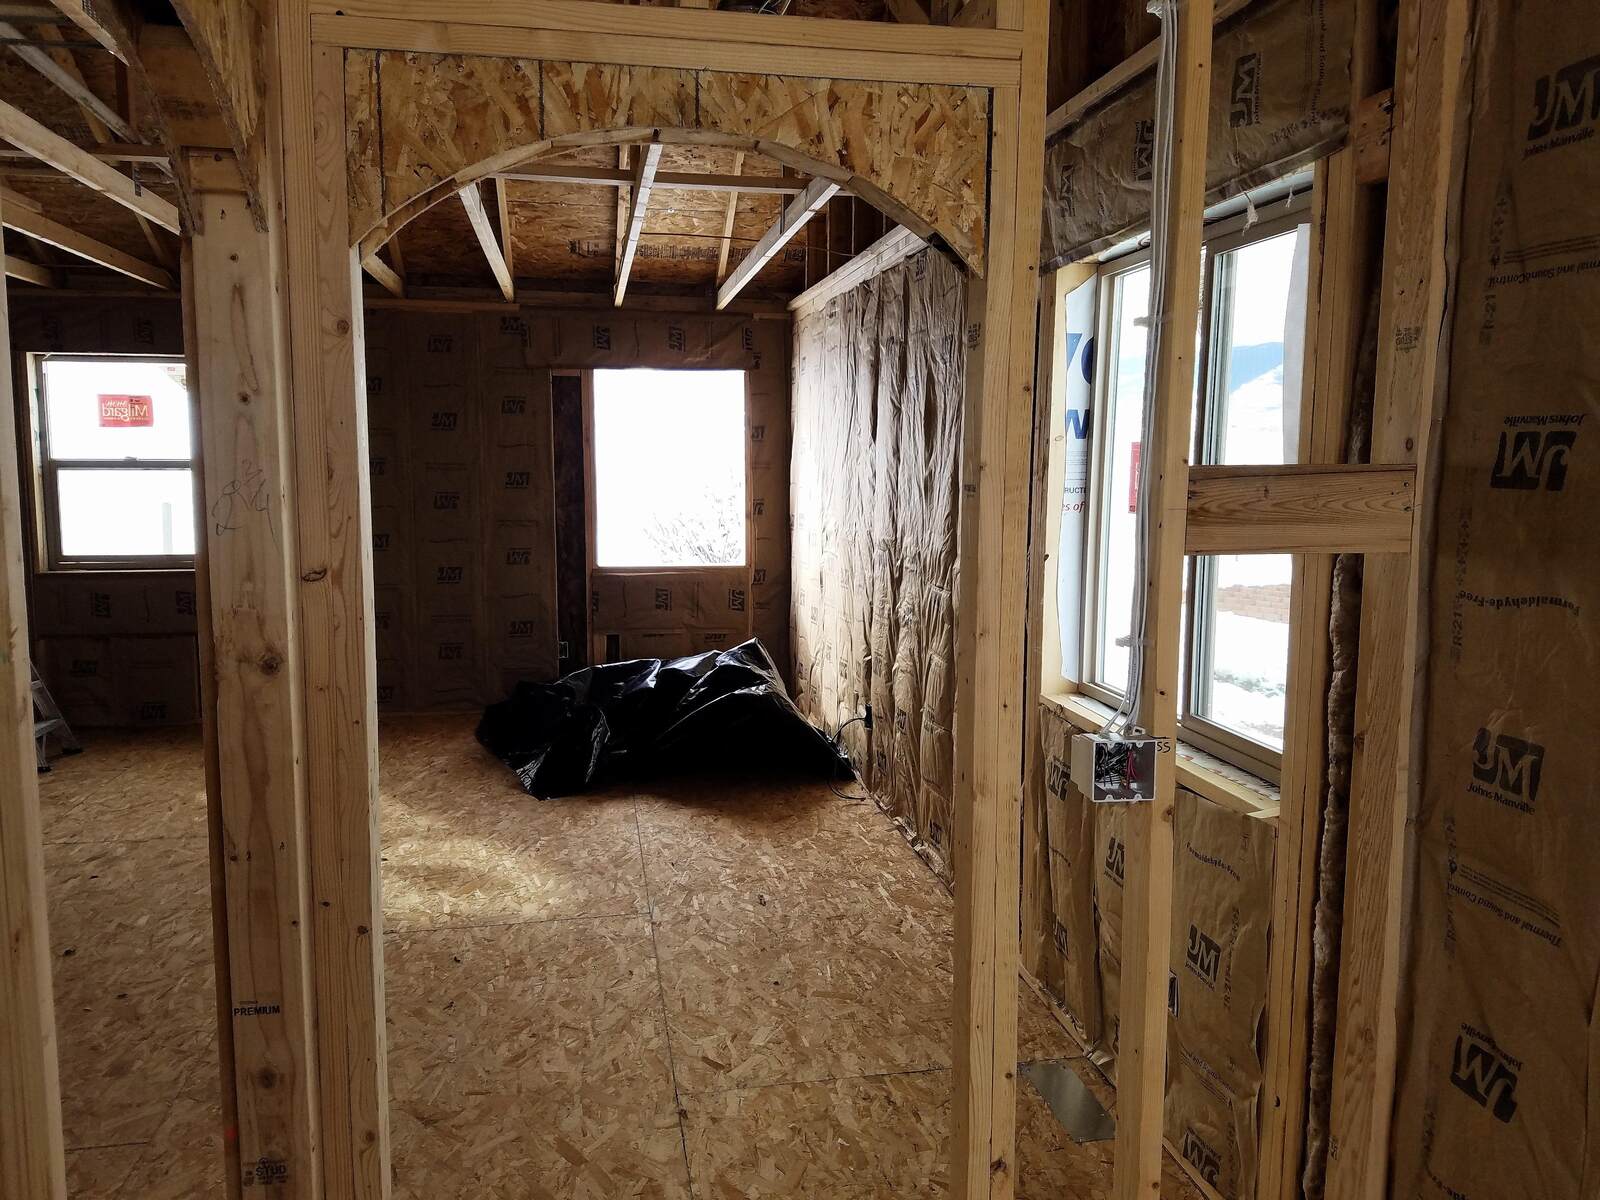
[{"x1": 41, "y1": 715, "x2": 1203, "y2": 1199}]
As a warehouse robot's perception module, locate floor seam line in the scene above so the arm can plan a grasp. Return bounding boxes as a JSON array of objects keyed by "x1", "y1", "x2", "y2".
[{"x1": 633, "y1": 794, "x2": 697, "y2": 1200}]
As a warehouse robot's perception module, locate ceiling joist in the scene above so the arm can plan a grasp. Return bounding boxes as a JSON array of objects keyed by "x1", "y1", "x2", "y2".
[
  {"x1": 613, "y1": 142, "x2": 662, "y2": 307},
  {"x1": 1, "y1": 20, "x2": 136, "y2": 141},
  {"x1": 0, "y1": 185, "x2": 171, "y2": 287},
  {"x1": 40, "y1": 0, "x2": 123, "y2": 61},
  {"x1": 715, "y1": 149, "x2": 746, "y2": 282},
  {"x1": 0, "y1": 97, "x2": 178, "y2": 232},
  {"x1": 717, "y1": 176, "x2": 838, "y2": 310},
  {"x1": 458, "y1": 179, "x2": 513, "y2": 302},
  {"x1": 4, "y1": 251, "x2": 53, "y2": 286}
]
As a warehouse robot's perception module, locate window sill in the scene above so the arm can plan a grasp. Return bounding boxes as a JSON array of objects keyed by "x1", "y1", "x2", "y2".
[
  {"x1": 1040, "y1": 691, "x2": 1280, "y2": 823},
  {"x1": 37, "y1": 565, "x2": 196, "y2": 577}
]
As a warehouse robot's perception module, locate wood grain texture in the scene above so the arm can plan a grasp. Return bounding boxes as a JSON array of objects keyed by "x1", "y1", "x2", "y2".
[
  {"x1": 187, "y1": 158, "x2": 321, "y2": 1200},
  {"x1": 0, "y1": 193, "x2": 173, "y2": 288},
  {"x1": 1184, "y1": 464, "x2": 1415, "y2": 555},
  {"x1": 717, "y1": 176, "x2": 836, "y2": 309},
  {"x1": 344, "y1": 50, "x2": 989, "y2": 275},
  {"x1": 458, "y1": 181, "x2": 513, "y2": 301},
  {"x1": 169, "y1": 0, "x2": 269, "y2": 220},
  {"x1": 950, "y1": 0, "x2": 1047, "y2": 1194},
  {"x1": 276, "y1": 9, "x2": 392, "y2": 1195},
  {"x1": 0, "y1": 187, "x2": 69, "y2": 1200},
  {"x1": 1112, "y1": 0, "x2": 1213, "y2": 1196},
  {"x1": 1325, "y1": 0, "x2": 1469, "y2": 1195}
]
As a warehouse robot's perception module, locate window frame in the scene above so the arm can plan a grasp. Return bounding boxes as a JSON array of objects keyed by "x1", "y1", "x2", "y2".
[
  {"x1": 34, "y1": 352, "x2": 196, "y2": 572},
  {"x1": 1075, "y1": 199, "x2": 1311, "y2": 782}
]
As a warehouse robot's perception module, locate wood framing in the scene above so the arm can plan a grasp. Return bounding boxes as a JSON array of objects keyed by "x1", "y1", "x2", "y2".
[
  {"x1": 1184, "y1": 464, "x2": 1415, "y2": 555},
  {"x1": 459, "y1": 180, "x2": 515, "y2": 302},
  {"x1": 0, "y1": 187, "x2": 68, "y2": 1200},
  {"x1": 361, "y1": 250, "x2": 404, "y2": 297},
  {"x1": 1326, "y1": 0, "x2": 1469, "y2": 1195},
  {"x1": 0, "y1": 19, "x2": 137, "y2": 141},
  {"x1": 715, "y1": 149, "x2": 746, "y2": 281},
  {"x1": 501, "y1": 163, "x2": 803, "y2": 195},
  {"x1": 1110, "y1": 2, "x2": 1213, "y2": 1197},
  {"x1": 612, "y1": 141, "x2": 661, "y2": 306},
  {"x1": 187, "y1": 151, "x2": 323, "y2": 1200},
  {"x1": 717, "y1": 176, "x2": 837, "y2": 310},
  {"x1": 949, "y1": 0, "x2": 1048, "y2": 1194},
  {"x1": 0, "y1": 187, "x2": 174, "y2": 288},
  {"x1": 0, "y1": 97, "x2": 181, "y2": 232},
  {"x1": 788, "y1": 224, "x2": 925, "y2": 314},
  {"x1": 3, "y1": 253, "x2": 54, "y2": 287}
]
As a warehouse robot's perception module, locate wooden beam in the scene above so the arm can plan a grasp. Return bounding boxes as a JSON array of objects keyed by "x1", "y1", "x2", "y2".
[
  {"x1": 949, "y1": 0, "x2": 1048, "y2": 1192},
  {"x1": 716, "y1": 175, "x2": 837, "y2": 310},
  {"x1": 1043, "y1": 0, "x2": 1249, "y2": 138},
  {"x1": 4, "y1": 252, "x2": 52, "y2": 285},
  {"x1": 788, "y1": 223, "x2": 924, "y2": 313},
  {"x1": 458, "y1": 179, "x2": 513, "y2": 302},
  {"x1": 611, "y1": 142, "x2": 660, "y2": 307},
  {"x1": 307, "y1": 3, "x2": 1025, "y2": 89},
  {"x1": 3, "y1": 20, "x2": 136, "y2": 141},
  {"x1": 41, "y1": 0, "x2": 123, "y2": 59},
  {"x1": 500, "y1": 163, "x2": 805, "y2": 195},
  {"x1": 714, "y1": 149, "x2": 744, "y2": 282},
  {"x1": 360, "y1": 250, "x2": 403, "y2": 297},
  {"x1": 1325, "y1": 0, "x2": 1469, "y2": 1196},
  {"x1": 0, "y1": 97, "x2": 180, "y2": 232},
  {"x1": 273, "y1": 17, "x2": 390, "y2": 1193},
  {"x1": 0, "y1": 143, "x2": 169, "y2": 168},
  {"x1": 1184, "y1": 464, "x2": 1415, "y2": 555},
  {"x1": 0, "y1": 187, "x2": 173, "y2": 286},
  {"x1": 1111, "y1": 0, "x2": 1213, "y2": 1197},
  {"x1": 1353, "y1": 88, "x2": 1394, "y2": 185},
  {"x1": 494, "y1": 176, "x2": 512, "y2": 283},
  {"x1": 0, "y1": 184, "x2": 69, "y2": 1200},
  {"x1": 188, "y1": 153, "x2": 322, "y2": 1200},
  {"x1": 884, "y1": 0, "x2": 932, "y2": 22}
]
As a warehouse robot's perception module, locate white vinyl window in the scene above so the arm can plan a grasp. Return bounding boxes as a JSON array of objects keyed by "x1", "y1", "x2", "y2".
[
  {"x1": 36, "y1": 355, "x2": 195, "y2": 570},
  {"x1": 591, "y1": 368, "x2": 748, "y2": 568},
  {"x1": 1077, "y1": 207, "x2": 1310, "y2": 778}
]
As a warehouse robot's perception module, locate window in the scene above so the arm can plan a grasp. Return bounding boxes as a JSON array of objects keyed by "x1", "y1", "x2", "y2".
[
  {"x1": 1075, "y1": 207, "x2": 1310, "y2": 777},
  {"x1": 591, "y1": 368, "x2": 747, "y2": 568},
  {"x1": 36, "y1": 355, "x2": 195, "y2": 569}
]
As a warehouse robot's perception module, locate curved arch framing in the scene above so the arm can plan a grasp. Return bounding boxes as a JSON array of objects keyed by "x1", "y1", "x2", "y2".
[{"x1": 344, "y1": 53, "x2": 991, "y2": 273}]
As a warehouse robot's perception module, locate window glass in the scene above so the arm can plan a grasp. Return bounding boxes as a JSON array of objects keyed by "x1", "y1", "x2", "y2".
[
  {"x1": 42, "y1": 357, "x2": 191, "y2": 461},
  {"x1": 1204, "y1": 228, "x2": 1303, "y2": 466},
  {"x1": 1092, "y1": 265, "x2": 1150, "y2": 694},
  {"x1": 592, "y1": 368, "x2": 747, "y2": 568},
  {"x1": 57, "y1": 468, "x2": 196, "y2": 558},
  {"x1": 1191, "y1": 553, "x2": 1291, "y2": 751}
]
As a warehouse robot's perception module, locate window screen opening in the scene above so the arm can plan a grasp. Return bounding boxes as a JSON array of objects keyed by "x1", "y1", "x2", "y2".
[{"x1": 592, "y1": 368, "x2": 748, "y2": 569}]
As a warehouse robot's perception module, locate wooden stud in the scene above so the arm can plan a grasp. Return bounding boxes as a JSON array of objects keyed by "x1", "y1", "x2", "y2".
[
  {"x1": 7, "y1": 20, "x2": 136, "y2": 141},
  {"x1": 0, "y1": 97, "x2": 179, "y2": 232},
  {"x1": 787, "y1": 224, "x2": 924, "y2": 314},
  {"x1": 187, "y1": 152, "x2": 323, "y2": 1200},
  {"x1": 0, "y1": 185, "x2": 69, "y2": 1200},
  {"x1": 275, "y1": 18, "x2": 391, "y2": 1192},
  {"x1": 494, "y1": 176, "x2": 513, "y2": 283},
  {"x1": 885, "y1": 0, "x2": 933, "y2": 22},
  {"x1": 459, "y1": 179, "x2": 515, "y2": 302},
  {"x1": 0, "y1": 187, "x2": 174, "y2": 287},
  {"x1": 1326, "y1": 1, "x2": 1469, "y2": 1196},
  {"x1": 361, "y1": 250, "x2": 404, "y2": 297},
  {"x1": 1184, "y1": 464, "x2": 1415, "y2": 555},
  {"x1": 612, "y1": 141, "x2": 662, "y2": 307},
  {"x1": 1110, "y1": 0, "x2": 1213, "y2": 1196},
  {"x1": 949, "y1": 0, "x2": 1048, "y2": 1191},
  {"x1": 716, "y1": 176, "x2": 838, "y2": 310},
  {"x1": 714, "y1": 149, "x2": 745, "y2": 282}
]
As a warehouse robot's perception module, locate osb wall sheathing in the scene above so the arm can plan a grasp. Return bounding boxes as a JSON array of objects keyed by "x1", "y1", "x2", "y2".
[
  {"x1": 791, "y1": 247, "x2": 963, "y2": 876},
  {"x1": 1033, "y1": 705, "x2": 1275, "y2": 1200},
  {"x1": 1391, "y1": 0, "x2": 1600, "y2": 1195},
  {"x1": 1041, "y1": 0, "x2": 1353, "y2": 267},
  {"x1": 8, "y1": 295, "x2": 200, "y2": 728},
  {"x1": 367, "y1": 305, "x2": 790, "y2": 712},
  {"x1": 345, "y1": 52, "x2": 989, "y2": 272}
]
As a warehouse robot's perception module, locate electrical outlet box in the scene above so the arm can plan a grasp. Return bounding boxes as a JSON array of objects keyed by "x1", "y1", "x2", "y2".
[{"x1": 1070, "y1": 731, "x2": 1159, "y2": 803}]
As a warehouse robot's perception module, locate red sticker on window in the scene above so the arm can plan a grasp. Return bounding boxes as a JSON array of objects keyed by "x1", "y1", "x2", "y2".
[
  {"x1": 98, "y1": 394, "x2": 154, "y2": 427},
  {"x1": 1128, "y1": 441, "x2": 1142, "y2": 513}
]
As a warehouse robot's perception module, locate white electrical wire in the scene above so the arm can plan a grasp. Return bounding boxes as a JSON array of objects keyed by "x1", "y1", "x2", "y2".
[{"x1": 1106, "y1": 0, "x2": 1181, "y2": 738}]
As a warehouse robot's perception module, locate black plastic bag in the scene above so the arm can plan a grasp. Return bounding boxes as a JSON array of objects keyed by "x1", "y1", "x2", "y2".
[{"x1": 476, "y1": 638, "x2": 852, "y2": 796}]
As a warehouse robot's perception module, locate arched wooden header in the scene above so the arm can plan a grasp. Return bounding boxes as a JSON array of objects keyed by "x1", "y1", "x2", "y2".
[{"x1": 344, "y1": 53, "x2": 991, "y2": 272}]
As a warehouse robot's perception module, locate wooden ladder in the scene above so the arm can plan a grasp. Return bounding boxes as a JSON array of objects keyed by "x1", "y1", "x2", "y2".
[{"x1": 31, "y1": 661, "x2": 80, "y2": 772}]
